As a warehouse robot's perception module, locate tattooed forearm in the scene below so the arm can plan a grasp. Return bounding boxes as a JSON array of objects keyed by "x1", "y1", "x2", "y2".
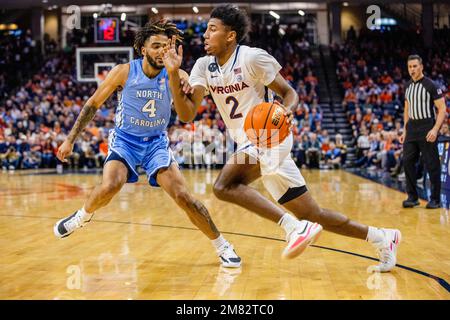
[{"x1": 67, "y1": 105, "x2": 97, "y2": 143}]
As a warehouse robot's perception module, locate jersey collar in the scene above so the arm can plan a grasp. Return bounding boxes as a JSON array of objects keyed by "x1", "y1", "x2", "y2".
[
  {"x1": 411, "y1": 75, "x2": 424, "y2": 84},
  {"x1": 215, "y1": 45, "x2": 240, "y2": 74}
]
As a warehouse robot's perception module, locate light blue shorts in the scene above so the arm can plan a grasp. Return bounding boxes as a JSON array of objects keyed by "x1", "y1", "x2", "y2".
[{"x1": 105, "y1": 128, "x2": 176, "y2": 186}]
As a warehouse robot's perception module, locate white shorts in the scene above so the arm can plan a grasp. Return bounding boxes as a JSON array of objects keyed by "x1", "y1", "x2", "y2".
[{"x1": 236, "y1": 133, "x2": 307, "y2": 203}]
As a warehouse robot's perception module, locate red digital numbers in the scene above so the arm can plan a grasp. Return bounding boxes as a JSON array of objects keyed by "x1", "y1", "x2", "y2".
[
  {"x1": 97, "y1": 18, "x2": 117, "y2": 42},
  {"x1": 103, "y1": 26, "x2": 115, "y2": 40}
]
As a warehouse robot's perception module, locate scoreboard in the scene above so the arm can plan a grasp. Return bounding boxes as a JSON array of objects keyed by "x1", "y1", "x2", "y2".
[{"x1": 95, "y1": 17, "x2": 119, "y2": 43}]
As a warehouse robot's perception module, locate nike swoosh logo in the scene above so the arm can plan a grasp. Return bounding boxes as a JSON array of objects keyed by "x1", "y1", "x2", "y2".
[
  {"x1": 289, "y1": 224, "x2": 313, "y2": 250},
  {"x1": 298, "y1": 223, "x2": 309, "y2": 235},
  {"x1": 392, "y1": 232, "x2": 398, "y2": 244}
]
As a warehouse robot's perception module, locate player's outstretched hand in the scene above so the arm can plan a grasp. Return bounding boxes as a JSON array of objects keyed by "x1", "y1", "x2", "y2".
[
  {"x1": 274, "y1": 100, "x2": 294, "y2": 132},
  {"x1": 180, "y1": 78, "x2": 194, "y2": 96},
  {"x1": 57, "y1": 140, "x2": 73, "y2": 163},
  {"x1": 162, "y1": 35, "x2": 183, "y2": 74}
]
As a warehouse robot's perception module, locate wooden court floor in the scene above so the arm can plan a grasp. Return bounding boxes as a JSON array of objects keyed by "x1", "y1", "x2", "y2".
[{"x1": 1, "y1": 168, "x2": 449, "y2": 300}]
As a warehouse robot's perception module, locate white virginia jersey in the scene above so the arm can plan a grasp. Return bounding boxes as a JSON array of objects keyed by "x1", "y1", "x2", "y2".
[{"x1": 189, "y1": 45, "x2": 282, "y2": 145}]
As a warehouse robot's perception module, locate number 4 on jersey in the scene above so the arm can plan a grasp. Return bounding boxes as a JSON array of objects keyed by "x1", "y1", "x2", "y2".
[{"x1": 142, "y1": 99, "x2": 157, "y2": 118}]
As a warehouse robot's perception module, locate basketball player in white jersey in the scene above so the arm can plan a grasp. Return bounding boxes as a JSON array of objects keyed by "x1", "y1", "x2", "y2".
[{"x1": 163, "y1": 5, "x2": 401, "y2": 272}]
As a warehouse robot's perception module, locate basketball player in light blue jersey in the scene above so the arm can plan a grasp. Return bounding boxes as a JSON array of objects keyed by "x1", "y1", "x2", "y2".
[{"x1": 54, "y1": 20, "x2": 241, "y2": 268}]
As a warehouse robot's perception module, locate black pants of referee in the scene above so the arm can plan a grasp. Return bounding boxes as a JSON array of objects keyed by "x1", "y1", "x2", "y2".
[{"x1": 403, "y1": 139, "x2": 441, "y2": 202}]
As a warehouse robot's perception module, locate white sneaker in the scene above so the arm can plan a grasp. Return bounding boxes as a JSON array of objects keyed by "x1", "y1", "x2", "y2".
[
  {"x1": 217, "y1": 243, "x2": 241, "y2": 268},
  {"x1": 54, "y1": 210, "x2": 93, "y2": 238},
  {"x1": 371, "y1": 228, "x2": 401, "y2": 272},
  {"x1": 282, "y1": 220, "x2": 323, "y2": 259}
]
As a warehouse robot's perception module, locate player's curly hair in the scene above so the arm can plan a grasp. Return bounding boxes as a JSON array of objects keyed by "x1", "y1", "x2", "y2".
[
  {"x1": 133, "y1": 19, "x2": 184, "y2": 56},
  {"x1": 210, "y1": 4, "x2": 250, "y2": 43}
]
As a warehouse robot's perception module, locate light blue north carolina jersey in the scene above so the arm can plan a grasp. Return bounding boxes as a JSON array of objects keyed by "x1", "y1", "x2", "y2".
[{"x1": 115, "y1": 58, "x2": 172, "y2": 137}]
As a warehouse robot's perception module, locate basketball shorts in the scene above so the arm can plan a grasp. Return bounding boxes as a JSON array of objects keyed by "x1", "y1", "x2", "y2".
[
  {"x1": 236, "y1": 133, "x2": 307, "y2": 204},
  {"x1": 105, "y1": 129, "x2": 176, "y2": 187}
]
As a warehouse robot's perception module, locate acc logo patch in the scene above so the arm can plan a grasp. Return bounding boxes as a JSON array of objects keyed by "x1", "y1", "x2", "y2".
[{"x1": 208, "y1": 62, "x2": 219, "y2": 72}]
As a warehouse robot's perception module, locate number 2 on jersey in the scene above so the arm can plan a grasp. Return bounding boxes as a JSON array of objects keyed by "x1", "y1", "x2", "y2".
[
  {"x1": 142, "y1": 99, "x2": 157, "y2": 118},
  {"x1": 226, "y1": 96, "x2": 242, "y2": 119}
]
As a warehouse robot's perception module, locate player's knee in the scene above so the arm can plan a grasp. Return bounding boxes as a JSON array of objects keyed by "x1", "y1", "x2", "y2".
[
  {"x1": 213, "y1": 181, "x2": 231, "y2": 200},
  {"x1": 101, "y1": 180, "x2": 122, "y2": 198}
]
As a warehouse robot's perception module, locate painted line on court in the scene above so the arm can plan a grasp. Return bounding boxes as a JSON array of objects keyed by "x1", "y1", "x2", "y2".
[{"x1": 1, "y1": 213, "x2": 449, "y2": 293}]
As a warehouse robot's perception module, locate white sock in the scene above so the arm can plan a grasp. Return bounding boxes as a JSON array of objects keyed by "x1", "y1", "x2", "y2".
[
  {"x1": 211, "y1": 235, "x2": 228, "y2": 252},
  {"x1": 278, "y1": 213, "x2": 299, "y2": 236},
  {"x1": 79, "y1": 207, "x2": 94, "y2": 221},
  {"x1": 366, "y1": 226, "x2": 384, "y2": 244}
]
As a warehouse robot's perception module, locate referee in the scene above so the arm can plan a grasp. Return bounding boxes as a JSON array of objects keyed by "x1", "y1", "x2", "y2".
[{"x1": 400, "y1": 55, "x2": 447, "y2": 209}]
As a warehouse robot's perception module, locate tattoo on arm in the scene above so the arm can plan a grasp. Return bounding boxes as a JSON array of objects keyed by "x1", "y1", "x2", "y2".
[{"x1": 67, "y1": 105, "x2": 97, "y2": 143}]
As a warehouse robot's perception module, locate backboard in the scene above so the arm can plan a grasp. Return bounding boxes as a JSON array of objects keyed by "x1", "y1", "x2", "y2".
[{"x1": 76, "y1": 47, "x2": 134, "y2": 83}]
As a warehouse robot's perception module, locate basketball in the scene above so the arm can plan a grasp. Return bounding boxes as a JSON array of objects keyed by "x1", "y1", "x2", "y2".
[{"x1": 244, "y1": 102, "x2": 290, "y2": 148}]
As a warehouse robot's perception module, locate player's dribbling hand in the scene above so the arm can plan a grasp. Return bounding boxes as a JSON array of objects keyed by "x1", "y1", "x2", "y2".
[
  {"x1": 57, "y1": 140, "x2": 73, "y2": 163},
  {"x1": 162, "y1": 35, "x2": 183, "y2": 74},
  {"x1": 273, "y1": 100, "x2": 294, "y2": 132}
]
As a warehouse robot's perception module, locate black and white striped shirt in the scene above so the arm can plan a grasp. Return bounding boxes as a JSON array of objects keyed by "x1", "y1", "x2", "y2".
[{"x1": 405, "y1": 76, "x2": 443, "y2": 120}]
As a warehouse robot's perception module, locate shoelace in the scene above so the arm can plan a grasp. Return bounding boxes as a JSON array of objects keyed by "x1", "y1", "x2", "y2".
[
  {"x1": 218, "y1": 244, "x2": 234, "y2": 258},
  {"x1": 64, "y1": 213, "x2": 84, "y2": 232}
]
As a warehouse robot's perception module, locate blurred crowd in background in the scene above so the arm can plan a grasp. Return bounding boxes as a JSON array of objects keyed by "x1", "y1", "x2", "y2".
[{"x1": 1, "y1": 22, "x2": 448, "y2": 173}]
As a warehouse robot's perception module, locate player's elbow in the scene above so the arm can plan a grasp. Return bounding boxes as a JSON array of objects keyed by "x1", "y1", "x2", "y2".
[
  {"x1": 178, "y1": 117, "x2": 191, "y2": 123},
  {"x1": 178, "y1": 111, "x2": 196, "y2": 123},
  {"x1": 85, "y1": 96, "x2": 101, "y2": 109},
  {"x1": 283, "y1": 87, "x2": 298, "y2": 104},
  {"x1": 289, "y1": 87, "x2": 299, "y2": 101}
]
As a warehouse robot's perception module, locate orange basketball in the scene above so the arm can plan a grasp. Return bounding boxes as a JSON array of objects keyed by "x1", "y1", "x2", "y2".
[{"x1": 244, "y1": 102, "x2": 290, "y2": 148}]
